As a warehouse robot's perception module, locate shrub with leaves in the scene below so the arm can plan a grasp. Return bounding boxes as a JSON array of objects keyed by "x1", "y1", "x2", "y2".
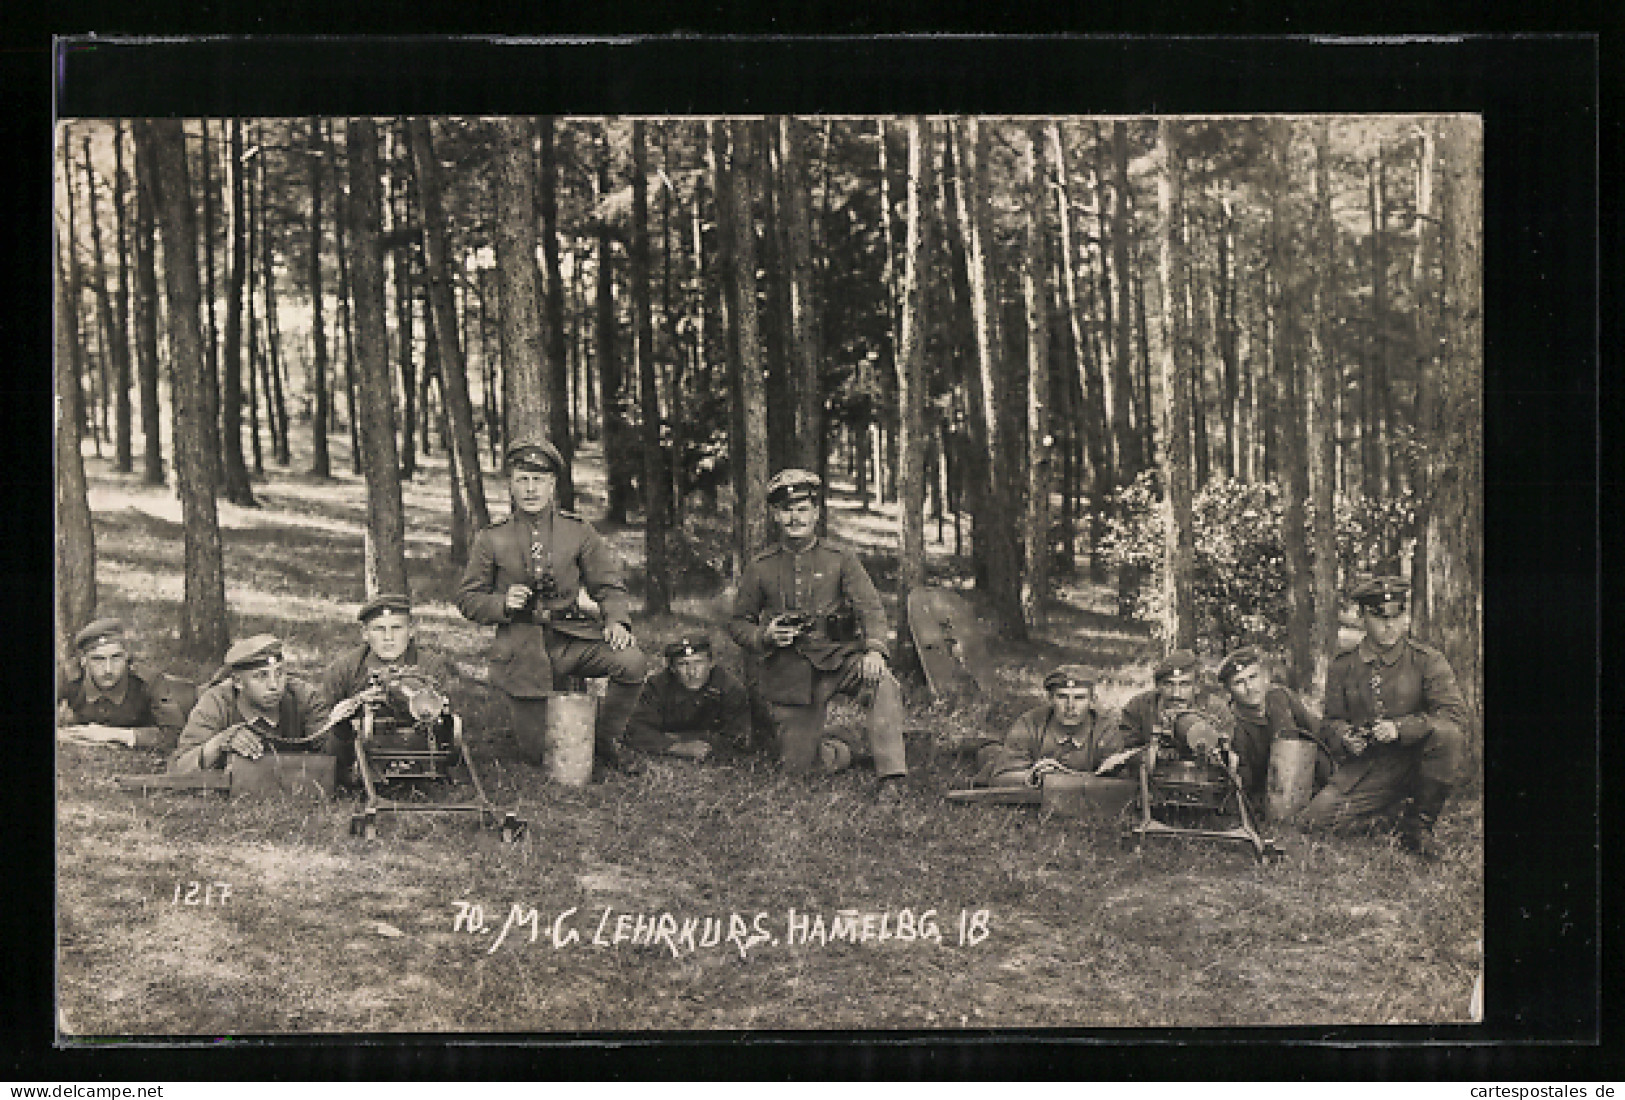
[{"x1": 1102, "y1": 471, "x2": 1417, "y2": 650}]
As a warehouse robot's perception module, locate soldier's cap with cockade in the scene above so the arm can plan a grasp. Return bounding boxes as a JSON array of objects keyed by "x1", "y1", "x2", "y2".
[
  {"x1": 1218, "y1": 645, "x2": 1265, "y2": 684},
  {"x1": 73, "y1": 618, "x2": 127, "y2": 652},
  {"x1": 1153, "y1": 648, "x2": 1199, "y2": 682},
  {"x1": 225, "y1": 634, "x2": 285, "y2": 672},
  {"x1": 664, "y1": 635, "x2": 713, "y2": 662},
  {"x1": 358, "y1": 593, "x2": 412, "y2": 623},
  {"x1": 505, "y1": 435, "x2": 565, "y2": 475},
  {"x1": 766, "y1": 468, "x2": 822, "y2": 506},
  {"x1": 1043, "y1": 664, "x2": 1096, "y2": 692},
  {"x1": 1351, "y1": 575, "x2": 1409, "y2": 618}
]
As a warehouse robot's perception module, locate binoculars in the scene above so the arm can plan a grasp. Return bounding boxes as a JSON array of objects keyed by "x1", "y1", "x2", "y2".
[{"x1": 775, "y1": 604, "x2": 862, "y2": 644}]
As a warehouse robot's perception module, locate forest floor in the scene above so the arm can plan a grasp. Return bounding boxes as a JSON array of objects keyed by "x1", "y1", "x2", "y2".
[{"x1": 56, "y1": 437, "x2": 1483, "y2": 1036}]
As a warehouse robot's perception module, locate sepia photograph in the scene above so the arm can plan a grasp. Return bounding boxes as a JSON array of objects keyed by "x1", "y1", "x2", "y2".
[{"x1": 53, "y1": 52, "x2": 1496, "y2": 1035}]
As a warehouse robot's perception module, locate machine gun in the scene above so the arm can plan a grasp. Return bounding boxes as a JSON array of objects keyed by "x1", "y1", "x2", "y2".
[
  {"x1": 339, "y1": 667, "x2": 525, "y2": 842},
  {"x1": 1124, "y1": 709, "x2": 1282, "y2": 862}
]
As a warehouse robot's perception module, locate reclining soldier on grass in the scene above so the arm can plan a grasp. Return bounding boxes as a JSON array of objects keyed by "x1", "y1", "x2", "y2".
[
  {"x1": 319, "y1": 593, "x2": 462, "y2": 788},
  {"x1": 728, "y1": 468, "x2": 908, "y2": 802},
  {"x1": 622, "y1": 634, "x2": 753, "y2": 762},
  {"x1": 169, "y1": 635, "x2": 334, "y2": 773},
  {"x1": 973, "y1": 665, "x2": 1120, "y2": 788},
  {"x1": 57, "y1": 618, "x2": 193, "y2": 750},
  {"x1": 1215, "y1": 644, "x2": 1334, "y2": 809},
  {"x1": 1113, "y1": 648, "x2": 1221, "y2": 759}
]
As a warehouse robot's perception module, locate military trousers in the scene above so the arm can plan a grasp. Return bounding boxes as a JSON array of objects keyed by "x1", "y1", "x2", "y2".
[
  {"x1": 1300, "y1": 723, "x2": 1463, "y2": 830},
  {"x1": 507, "y1": 632, "x2": 649, "y2": 759},
  {"x1": 766, "y1": 655, "x2": 906, "y2": 779}
]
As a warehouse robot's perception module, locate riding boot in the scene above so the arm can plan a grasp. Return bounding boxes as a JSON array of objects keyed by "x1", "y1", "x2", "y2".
[
  {"x1": 1398, "y1": 777, "x2": 1452, "y2": 861},
  {"x1": 593, "y1": 680, "x2": 645, "y2": 775}
]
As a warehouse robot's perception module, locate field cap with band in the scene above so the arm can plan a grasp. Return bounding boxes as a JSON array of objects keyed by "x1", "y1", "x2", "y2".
[
  {"x1": 1153, "y1": 648, "x2": 1199, "y2": 683},
  {"x1": 766, "y1": 468, "x2": 822, "y2": 507},
  {"x1": 225, "y1": 634, "x2": 285, "y2": 672},
  {"x1": 1043, "y1": 665, "x2": 1096, "y2": 692},
  {"x1": 74, "y1": 618, "x2": 127, "y2": 652},
  {"x1": 358, "y1": 593, "x2": 412, "y2": 623},
  {"x1": 1218, "y1": 645, "x2": 1265, "y2": 685},
  {"x1": 664, "y1": 635, "x2": 712, "y2": 662},
  {"x1": 505, "y1": 435, "x2": 564, "y2": 475},
  {"x1": 1352, "y1": 575, "x2": 1409, "y2": 619}
]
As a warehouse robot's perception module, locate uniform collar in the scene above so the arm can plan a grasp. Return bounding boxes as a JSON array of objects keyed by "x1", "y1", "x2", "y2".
[
  {"x1": 781, "y1": 534, "x2": 820, "y2": 555},
  {"x1": 1356, "y1": 635, "x2": 1409, "y2": 667},
  {"x1": 1048, "y1": 706, "x2": 1097, "y2": 742},
  {"x1": 234, "y1": 686, "x2": 284, "y2": 729},
  {"x1": 81, "y1": 675, "x2": 131, "y2": 706}
]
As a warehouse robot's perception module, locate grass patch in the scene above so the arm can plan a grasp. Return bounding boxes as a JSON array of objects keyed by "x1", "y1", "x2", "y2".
[{"x1": 57, "y1": 443, "x2": 1483, "y2": 1035}]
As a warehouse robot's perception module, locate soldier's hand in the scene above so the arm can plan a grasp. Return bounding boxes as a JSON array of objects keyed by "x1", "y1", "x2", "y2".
[
  {"x1": 1341, "y1": 728, "x2": 1369, "y2": 756},
  {"x1": 1027, "y1": 758, "x2": 1062, "y2": 786},
  {"x1": 221, "y1": 724, "x2": 265, "y2": 761},
  {"x1": 1369, "y1": 719, "x2": 1400, "y2": 744},
  {"x1": 327, "y1": 696, "x2": 363, "y2": 727},
  {"x1": 764, "y1": 615, "x2": 802, "y2": 648},
  {"x1": 859, "y1": 650, "x2": 886, "y2": 687},
  {"x1": 604, "y1": 621, "x2": 634, "y2": 651},
  {"x1": 57, "y1": 701, "x2": 77, "y2": 725},
  {"x1": 504, "y1": 584, "x2": 534, "y2": 613}
]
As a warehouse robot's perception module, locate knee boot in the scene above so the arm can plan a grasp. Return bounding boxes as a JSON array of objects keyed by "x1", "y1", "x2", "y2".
[
  {"x1": 593, "y1": 680, "x2": 645, "y2": 774},
  {"x1": 1399, "y1": 777, "x2": 1452, "y2": 860}
]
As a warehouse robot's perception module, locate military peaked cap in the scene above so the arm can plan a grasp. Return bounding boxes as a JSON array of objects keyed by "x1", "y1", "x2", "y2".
[
  {"x1": 73, "y1": 618, "x2": 127, "y2": 652},
  {"x1": 664, "y1": 635, "x2": 713, "y2": 662},
  {"x1": 225, "y1": 634, "x2": 285, "y2": 671},
  {"x1": 1043, "y1": 664, "x2": 1096, "y2": 691},
  {"x1": 1351, "y1": 575, "x2": 1409, "y2": 617},
  {"x1": 358, "y1": 593, "x2": 412, "y2": 623},
  {"x1": 505, "y1": 436, "x2": 565, "y2": 474},
  {"x1": 1153, "y1": 648, "x2": 1199, "y2": 682},
  {"x1": 1218, "y1": 645, "x2": 1265, "y2": 684},
  {"x1": 766, "y1": 468, "x2": 822, "y2": 506}
]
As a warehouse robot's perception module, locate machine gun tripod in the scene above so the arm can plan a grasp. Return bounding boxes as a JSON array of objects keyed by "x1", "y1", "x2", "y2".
[
  {"x1": 336, "y1": 669, "x2": 526, "y2": 842},
  {"x1": 1123, "y1": 711, "x2": 1282, "y2": 863}
]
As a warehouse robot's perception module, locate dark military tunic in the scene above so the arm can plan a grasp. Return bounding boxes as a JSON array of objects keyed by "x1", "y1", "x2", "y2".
[
  {"x1": 456, "y1": 508, "x2": 634, "y2": 698},
  {"x1": 1114, "y1": 689, "x2": 1220, "y2": 757},
  {"x1": 58, "y1": 668, "x2": 158, "y2": 729},
  {"x1": 975, "y1": 703, "x2": 1119, "y2": 784},
  {"x1": 170, "y1": 677, "x2": 331, "y2": 773},
  {"x1": 728, "y1": 537, "x2": 890, "y2": 707},
  {"x1": 1317, "y1": 635, "x2": 1467, "y2": 793},
  {"x1": 1225, "y1": 686, "x2": 1326, "y2": 805},
  {"x1": 623, "y1": 666, "x2": 752, "y2": 755},
  {"x1": 320, "y1": 641, "x2": 459, "y2": 709}
]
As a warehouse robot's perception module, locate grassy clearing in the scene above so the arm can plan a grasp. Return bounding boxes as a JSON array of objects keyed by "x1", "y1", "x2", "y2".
[{"x1": 57, "y1": 443, "x2": 1482, "y2": 1036}]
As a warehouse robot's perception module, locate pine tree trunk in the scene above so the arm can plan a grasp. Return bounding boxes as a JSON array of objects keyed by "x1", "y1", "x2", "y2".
[
  {"x1": 62, "y1": 139, "x2": 96, "y2": 458},
  {"x1": 1111, "y1": 121, "x2": 1144, "y2": 478},
  {"x1": 56, "y1": 227, "x2": 97, "y2": 662},
  {"x1": 94, "y1": 134, "x2": 138, "y2": 475},
  {"x1": 197, "y1": 123, "x2": 225, "y2": 488},
  {"x1": 425, "y1": 325, "x2": 470, "y2": 565},
  {"x1": 245, "y1": 187, "x2": 265, "y2": 477},
  {"x1": 758, "y1": 125, "x2": 794, "y2": 475},
  {"x1": 133, "y1": 119, "x2": 229, "y2": 662},
  {"x1": 491, "y1": 117, "x2": 553, "y2": 456},
  {"x1": 332, "y1": 146, "x2": 363, "y2": 476},
  {"x1": 345, "y1": 117, "x2": 410, "y2": 598},
  {"x1": 779, "y1": 116, "x2": 823, "y2": 471},
  {"x1": 538, "y1": 117, "x2": 577, "y2": 510},
  {"x1": 716, "y1": 119, "x2": 771, "y2": 560},
  {"x1": 1409, "y1": 125, "x2": 1439, "y2": 638},
  {"x1": 596, "y1": 133, "x2": 635, "y2": 525},
  {"x1": 257, "y1": 135, "x2": 291, "y2": 467},
  {"x1": 390, "y1": 146, "x2": 417, "y2": 480},
  {"x1": 895, "y1": 116, "x2": 934, "y2": 606},
  {"x1": 631, "y1": 120, "x2": 672, "y2": 613},
  {"x1": 1305, "y1": 120, "x2": 1340, "y2": 701},
  {"x1": 218, "y1": 118, "x2": 256, "y2": 506},
  {"x1": 308, "y1": 117, "x2": 331, "y2": 479},
  {"x1": 1154, "y1": 120, "x2": 1197, "y2": 649},
  {"x1": 129, "y1": 123, "x2": 165, "y2": 485},
  {"x1": 1022, "y1": 124, "x2": 1054, "y2": 623},
  {"x1": 82, "y1": 138, "x2": 123, "y2": 474}
]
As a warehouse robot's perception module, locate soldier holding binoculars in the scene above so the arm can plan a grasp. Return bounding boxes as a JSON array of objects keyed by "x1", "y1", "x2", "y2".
[{"x1": 456, "y1": 436, "x2": 650, "y2": 779}]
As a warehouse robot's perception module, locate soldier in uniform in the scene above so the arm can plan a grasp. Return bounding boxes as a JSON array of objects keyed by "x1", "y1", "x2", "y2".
[
  {"x1": 1216, "y1": 645, "x2": 1333, "y2": 808},
  {"x1": 1301, "y1": 576, "x2": 1468, "y2": 859},
  {"x1": 623, "y1": 635, "x2": 753, "y2": 761},
  {"x1": 729, "y1": 468, "x2": 908, "y2": 801},
  {"x1": 1114, "y1": 648, "x2": 1217, "y2": 757},
  {"x1": 320, "y1": 593, "x2": 462, "y2": 786},
  {"x1": 456, "y1": 436, "x2": 650, "y2": 777},
  {"x1": 169, "y1": 635, "x2": 333, "y2": 773},
  {"x1": 57, "y1": 619, "x2": 192, "y2": 749},
  {"x1": 975, "y1": 665, "x2": 1119, "y2": 787}
]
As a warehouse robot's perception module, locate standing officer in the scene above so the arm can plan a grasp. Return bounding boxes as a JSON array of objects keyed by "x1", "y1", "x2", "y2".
[
  {"x1": 623, "y1": 635, "x2": 753, "y2": 761},
  {"x1": 1301, "y1": 576, "x2": 1468, "y2": 859},
  {"x1": 729, "y1": 468, "x2": 908, "y2": 801},
  {"x1": 456, "y1": 435, "x2": 649, "y2": 777},
  {"x1": 169, "y1": 635, "x2": 332, "y2": 773},
  {"x1": 57, "y1": 619, "x2": 192, "y2": 749},
  {"x1": 975, "y1": 665, "x2": 1118, "y2": 787}
]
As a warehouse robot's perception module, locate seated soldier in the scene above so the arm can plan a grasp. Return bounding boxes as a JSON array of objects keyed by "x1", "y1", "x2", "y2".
[
  {"x1": 320, "y1": 594, "x2": 461, "y2": 787},
  {"x1": 623, "y1": 635, "x2": 752, "y2": 761},
  {"x1": 1216, "y1": 645, "x2": 1332, "y2": 810},
  {"x1": 1301, "y1": 576, "x2": 1468, "y2": 859},
  {"x1": 169, "y1": 635, "x2": 332, "y2": 773},
  {"x1": 1114, "y1": 648, "x2": 1215, "y2": 759},
  {"x1": 975, "y1": 665, "x2": 1118, "y2": 788},
  {"x1": 57, "y1": 619, "x2": 191, "y2": 749},
  {"x1": 728, "y1": 468, "x2": 908, "y2": 802}
]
